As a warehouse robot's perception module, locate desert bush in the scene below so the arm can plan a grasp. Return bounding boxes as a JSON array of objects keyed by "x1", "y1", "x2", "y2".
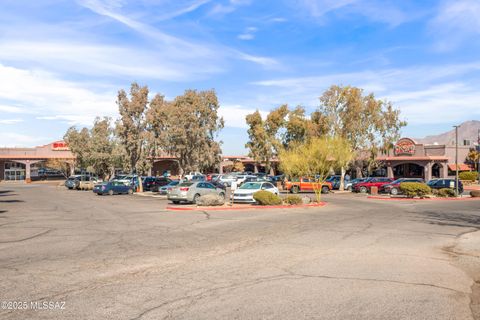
[
  {"x1": 437, "y1": 188, "x2": 456, "y2": 198},
  {"x1": 284, "y1": 195, "x2": 303, "y2": 205},
  {"x1": 470, "y1": 190, "x2": 480, "y2": 198},
  {"x1": 253, "y1": 191, "x2": 282, "y2": 205},
  {"x1": 459, "y1": 171, "x2": 477, "y2": 182},
  {"x1": 196, "y1": 194, "x2": 225, "y2": 206},
  {"x1": 399, "y1": 182, "x2": 431, "y2": 198}
]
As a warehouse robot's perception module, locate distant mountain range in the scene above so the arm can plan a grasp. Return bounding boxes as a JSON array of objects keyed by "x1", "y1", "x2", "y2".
[{"x1": 416, "y1": 120, "x2": 480, "y2": 146}]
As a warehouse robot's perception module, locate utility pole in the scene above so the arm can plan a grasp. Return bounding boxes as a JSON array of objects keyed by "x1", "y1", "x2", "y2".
[{"x1": 454, "y1": 125, "x2": 459, "y2": 196}]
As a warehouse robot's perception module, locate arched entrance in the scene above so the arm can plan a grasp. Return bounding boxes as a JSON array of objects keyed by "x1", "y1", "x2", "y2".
[
  {"x1": 393, "y1": 163, "x2": 424, "y2": 179},
  {"x1": 432, "y1": 163, "x2": 441, "y2": 179}
]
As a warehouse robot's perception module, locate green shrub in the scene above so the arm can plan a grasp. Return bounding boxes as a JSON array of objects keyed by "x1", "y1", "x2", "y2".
[
  {"x1": 437, "y1": 188, "x2": 456, "y2": 197},
  {"x1": 470, "y1": 190, "x2": 480, "y2": 198},
  {"x1": 253, "y1": 191, "x2": 282, "y2": 205},
  {"x1": 399, "y1": 182, "x2": 431, "y2": 198},
  {"x1": 459, "y1": 171, "x2": 477, "y2": 182},
  {"x1": 284, "y1": 195, "x2": 303, "y2": 205}
]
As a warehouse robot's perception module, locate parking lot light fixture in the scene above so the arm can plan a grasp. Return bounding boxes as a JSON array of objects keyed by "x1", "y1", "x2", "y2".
[{"x1": 454, "y1": 125, "x2": 459, "y2": 196}]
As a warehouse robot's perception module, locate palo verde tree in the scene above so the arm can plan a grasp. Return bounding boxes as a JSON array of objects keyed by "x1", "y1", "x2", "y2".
[
  {"x1": 116, "y1": 82, "x2": 149, "y2": 174},
  {"x1": 279, "y1": 136, "x2": 353, "y2": 202},
  {"x1": 148, "y1": 89, "x2": 224, "y2": 176}
]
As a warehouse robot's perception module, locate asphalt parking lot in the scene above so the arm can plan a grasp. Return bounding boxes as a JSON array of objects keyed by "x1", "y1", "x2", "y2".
[{"x1": 1, "y1": 183, "x2": 480, "y2": 320}]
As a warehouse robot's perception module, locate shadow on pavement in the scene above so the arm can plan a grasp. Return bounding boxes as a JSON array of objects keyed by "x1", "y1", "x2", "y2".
[{"x1": 422, "y1": 211, "x2": 480, "y2": 229}]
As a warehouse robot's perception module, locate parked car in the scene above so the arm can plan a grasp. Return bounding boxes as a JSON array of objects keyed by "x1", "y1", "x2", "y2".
[
  {"x1": 283, "y1": 177, "x2": 333, "y2": 194},
  {"x1": 427, "y1": 179, "x2": 464, "y2": 194},
  {"x1": 326, "y1": 175, "x2": 352, "y2": 190},
  {"x1": 353, "y1": 177, "x2": 394, "y2": 193},
  {"x1": 184, "y1": 172, "x2": 202, "y2": 180},
  {"x1": 210, "y1": 180, "x2": 227, "y2": 191},
  {"x1": 144, "y1": 177, "x2": 172, "y2": 192},
  {"x1": 65, "y1": 175, "x2": 82, "y2": 189},
  {"x1": 191, "y1": 175, "x2": 206, "y2": 182},
  {"x1": 78, "y1": 176, "x2": 101, "y2": 190},
  {"x1": 381, "y1": 178, "x2": 425, "y2": 195},
  {"x1": 232, "y1": 181, "x2": 279, "y2": 203},
  {"x1": 218, "y1": 174, "x2": 237, "y2": 187},
  {"x1": 168, "y1": 181, "x2": 225, "y2": 204},
  {"x1": 158, "y1": 180, "x2": 180, "y2": 195},
  {"x1": 93, "y1": 181, "x2": 134, "y2": 195},
  {"x1": 349, "y1": 178, "x2": 369, "y2": 190}
]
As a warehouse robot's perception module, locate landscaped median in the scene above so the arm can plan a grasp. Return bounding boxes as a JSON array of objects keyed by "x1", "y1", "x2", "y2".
[
  {"x1": 166, "y1": 202, "x2": 327, "y2": 211},
  {"x1": 367, "y1": 195, "x2": 480, "y2": 201}
]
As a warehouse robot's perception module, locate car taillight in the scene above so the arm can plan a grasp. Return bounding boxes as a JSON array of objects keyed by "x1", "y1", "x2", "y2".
[{"x1": 180, "y1": 187, "x2": 189, "y2": 191}]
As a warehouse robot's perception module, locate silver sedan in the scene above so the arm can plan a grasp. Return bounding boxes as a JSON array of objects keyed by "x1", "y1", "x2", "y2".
[{"x1": 168, "y1": 181, "x2": 226, "y2": 204}]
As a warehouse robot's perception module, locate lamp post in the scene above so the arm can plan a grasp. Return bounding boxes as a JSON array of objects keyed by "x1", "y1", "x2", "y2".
[
  {"x1": 454, "y1": 125, "x2": 459, "y2": 196},
  {"x1": 477, "y1": 129, "x2": 480, "y2": 182}
]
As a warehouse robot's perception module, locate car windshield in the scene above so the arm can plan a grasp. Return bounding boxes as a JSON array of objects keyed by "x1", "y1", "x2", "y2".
[
  {"x1": 427, "y1": 180, "x2": 438, "y2": 186},
  {"x1": 167, "y1": 181, "x2": 179, "y2": 186},
  {"x1": 391, "y1": 179, "x2": 404, "y2": 184},
  {"x1": 239, "y1": 182, "x2": 261, "y2": 190}
]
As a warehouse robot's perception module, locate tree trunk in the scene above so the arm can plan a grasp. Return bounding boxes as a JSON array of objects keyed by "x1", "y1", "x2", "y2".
[{"x1": 339, "y1": 166, "x2": 345, "y2": 191}]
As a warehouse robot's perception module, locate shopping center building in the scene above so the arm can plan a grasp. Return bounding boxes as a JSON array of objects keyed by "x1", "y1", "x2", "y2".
[
  {"x1": 0, "y1": 138, "x2": 475, "y2": 182},
  {"x1": 376, "y1": 138, "x2": 473, "y2": 180}
]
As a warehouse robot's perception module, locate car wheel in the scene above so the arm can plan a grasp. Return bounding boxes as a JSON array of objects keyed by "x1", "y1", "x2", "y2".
[
  {"x1": 346, "y1": 186, "x2": 352, "y2": 191},
  {"x1": 219, "y1": 192, "x2": 225, "y2": 198},
  {"x1": 127, "y1": 188, "x2": 133, "y2": 195},
  {"x1": 359, "y1": 186, "x2": 368, "y2": 194},
  {"x1": 108, "y1": 190, "x2": 114, "y2": 196},
  {"x1": 172, "y1": 200, "x2": 180, "y2": 204},
  {"x1": 193, "y1": 193, "x2": 201, "y2": 203},
  {"x1": 390, "y1": 188, "x2": 399, "y2": 195},
  {"x1": 291, "y1": 186, "x2": 299, "y2": 194},
  {"x1": 321, "y1": 186, "x2": 330, "y2": 194}
]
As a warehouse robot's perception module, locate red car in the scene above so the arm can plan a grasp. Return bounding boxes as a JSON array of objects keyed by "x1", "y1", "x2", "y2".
[
  {"x1": 380, "y1": 178, "x2": 424, "y2": 195},
  {"x1": 353, "y1": 177, "x2": 394, "y2": 193}
]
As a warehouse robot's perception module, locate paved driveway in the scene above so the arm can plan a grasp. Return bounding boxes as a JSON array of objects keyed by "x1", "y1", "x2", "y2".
[{"x1": 1, "y1": 183, "x2": 480, "y2": 319}]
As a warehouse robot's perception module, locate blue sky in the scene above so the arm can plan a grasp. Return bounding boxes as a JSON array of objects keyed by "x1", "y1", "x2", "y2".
[{"x1": 0, "y1": 0, "x2": 479, "y2": 154}]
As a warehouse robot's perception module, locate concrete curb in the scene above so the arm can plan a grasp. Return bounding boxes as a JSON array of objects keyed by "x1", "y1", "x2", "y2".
[
  {"x1": 166, "y1": 202, "x2": 327, "y2": 211},
  {"x1": 367, "y1": 196, "x2": 480, "y2": 201}
]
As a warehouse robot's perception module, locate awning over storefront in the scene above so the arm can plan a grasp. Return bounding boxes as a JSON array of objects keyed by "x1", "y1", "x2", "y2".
[
  {"x1": 447, "y1": 164, "x2": 473, "y2": 171},
  {"x1": 376, "y1": 156, "x2": 448, "y2": 161}
]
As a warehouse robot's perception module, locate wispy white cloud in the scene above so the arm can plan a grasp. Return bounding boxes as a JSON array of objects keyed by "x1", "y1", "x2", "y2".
[
  {"x1": 0, "y1": 119, "x2": 23, "y2": 125},
  {"x1": 78, "y1": 0, "x2": 274, "y2": 69},
  {"x1": 219, "y1": 104, "x2": 268, "y2": 128},
  {"x1": 0, "y1": 133, "x2": 50, "y2": 148},
  {"x1": 296, "y1": 0, "x2": 411, "y2": 26},
  {"x1": 0, "y1": 105, "x2": 28, "y2": 114},
  {"x1": 209, "y1": 0, "x2": 252, "y2": 16},
  {"x1": 237, "y1": 26, "x2": 258, "y2": 40},
  {"x1": 429, "y1": 0, "x2": 480, "y2": 51},
  {"x1": 0, "y1": 64, "x2": 116, "y2": 126},
  {"x1": 252, "y1": 62, "x2": 480, "y2": 124}
]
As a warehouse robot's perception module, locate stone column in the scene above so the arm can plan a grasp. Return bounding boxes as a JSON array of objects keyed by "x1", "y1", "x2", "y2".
[
  {"x1": 424, "y1": 162, "x2": 432, "y2": 181},
  {"x1": 441, "y1": 163, "x2": 448, "y2": 178},
  {"x1": 269, "y1": 166, "x2": 275, "y2": 176},
  {"x1": 25, "y1": 161, "x2": 31, "y2": 183},
  {"x1": 387, "y1": 163, "x2": 394, "y2": 179},
  {"x1": 254, "y1": 164, "x2": 259, "y2": 173}
]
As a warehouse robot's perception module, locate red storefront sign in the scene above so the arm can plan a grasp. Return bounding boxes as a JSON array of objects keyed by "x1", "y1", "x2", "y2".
[
  {"x1": 52, "y1": 141, "x2": 69, "y2": 151},
  {"x1": 394, "y1": 138, "x2": 416, "y2": 156}
]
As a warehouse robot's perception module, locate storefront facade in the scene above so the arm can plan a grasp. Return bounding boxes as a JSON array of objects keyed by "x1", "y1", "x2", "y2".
[
  {"x1": 377, "y1": 138, "x2": 472, "y2": 181},
  {"x1": 0, "y1": 141, "x2": 75, "y2": 182}
]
